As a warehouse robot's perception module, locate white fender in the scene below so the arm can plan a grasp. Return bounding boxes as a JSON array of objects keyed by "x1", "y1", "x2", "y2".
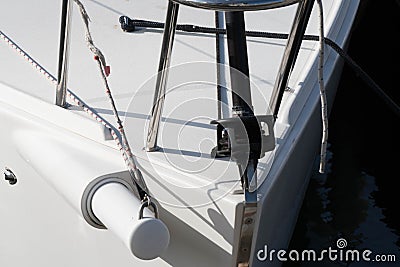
[
  {"x1": 15, "y1": 130, "x2": 169, "y2": 260},
  {"x1": 91, "y1": 182, "x2": 170, "y2": 260}
]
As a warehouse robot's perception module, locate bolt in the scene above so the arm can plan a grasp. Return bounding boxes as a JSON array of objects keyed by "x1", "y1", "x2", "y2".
[{"x1": 244, "y1": 218, "x2": 253, "y2": 224}]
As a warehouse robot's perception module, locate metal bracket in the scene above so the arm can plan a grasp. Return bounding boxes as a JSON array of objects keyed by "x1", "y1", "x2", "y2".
[
  {"x1": 232, "y1": 202, "x2": 258, "y2": 267},
  {"x1": 210, "y1": 115, "x2": 275, "y2": 161},
  {"x1": 139, "y1": 196, "x2": 159, "y2": 219}
]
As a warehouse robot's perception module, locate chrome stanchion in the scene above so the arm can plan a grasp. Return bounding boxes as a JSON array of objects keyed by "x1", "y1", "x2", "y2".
[
  {"x1": 56, "y1": 0, "x2": 72, "y2": 107},
  {"x1": 146, "y1": 1, "x2": 180, "y2": 151}
]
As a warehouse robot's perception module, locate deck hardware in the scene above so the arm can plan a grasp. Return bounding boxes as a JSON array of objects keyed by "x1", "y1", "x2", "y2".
[
  {"x1": 269, "y1": 0, "x2": 315, "y2": 118},
  {"x1": 4, "y1": 168, "x2": 17, "y2": 185},
  {"x1": 119, "y1": 16, "x2": 136, "y2": 32},
  {"x1": 145, "y1": 0, "x2": 311, "y2": 265},
  {"x1": 211, "y1": 129, "x2": 230, "y2": 158},
  {"x1": 139, "y1": 196, "x2": 159, "y2": 219},
  {"x1": 146, "y1": 1, "x2": 179, "y2": 151},
  {"x1": 233, "y1": 202, "x2": 257, "y2": 266},
  {"x1": 56, "y1": 0, "x2": 72, "y2": 107},
  {"x1": 213, "y1": 11, "x2": 231, "y2": 160}
]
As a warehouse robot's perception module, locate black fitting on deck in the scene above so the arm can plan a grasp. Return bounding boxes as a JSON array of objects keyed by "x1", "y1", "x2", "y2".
[
  {"x1": 211, "y1": 115, "x2": 275, "y2": 162},
  {"x1": 119, "y1": 16, "x2": 136, "y2": 32}
]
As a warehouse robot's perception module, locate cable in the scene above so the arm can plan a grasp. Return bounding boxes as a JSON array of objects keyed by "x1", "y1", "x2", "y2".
[
  {"x1": 316, "y1": 0, "x2": 328, "y2": 174},
  {"x1": 73, "y1": 0, "x2": 149, "y2": 199},
  {"x1": 119, "y1": 16, "x2": 400, "y2": 117}
]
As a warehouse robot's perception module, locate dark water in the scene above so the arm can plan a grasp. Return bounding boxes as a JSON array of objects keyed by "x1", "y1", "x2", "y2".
[{"x1": 283, "y1": 1, "x2": 400, "y2": 266}]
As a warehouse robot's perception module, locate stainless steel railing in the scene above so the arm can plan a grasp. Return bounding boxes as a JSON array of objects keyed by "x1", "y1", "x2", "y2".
[
  {"x1": 56, "y1": 0, "x2": 72, "y2": 107},
  {"x1": 146, "y1": 1, "x2": 180, "y2": 151},
  {"x1": 144, "y1": 1, "x2": 314, "y2": 266},
  {"x1": 269, "y1": 0, "x2": 315, "y2": 117},
  {"x1": 145, "y1": 0, "x2": 304, "y2": 151}
]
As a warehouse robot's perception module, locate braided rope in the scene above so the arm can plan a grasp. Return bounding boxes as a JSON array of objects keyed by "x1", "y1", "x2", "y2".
[
  {"x1": 72, "y1": 0, "x2": 147, "y2": 195},
  {"x1": 316, "y1": 0, "x2": 328, "y2": 174},
  {"x1": 73, "y1": 0, "x2": 108, "y2": 73},
  {"x1": 123, "y1": 15, "x2": 400, "y2": 117}
]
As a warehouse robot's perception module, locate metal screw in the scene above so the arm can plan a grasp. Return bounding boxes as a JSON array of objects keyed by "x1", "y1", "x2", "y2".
[
  {"x1": 4, "y1": 168, "x2": 17, "y2": 185},
  {"x1": 244, "y1": 218, "x2": 253, "y2": 224}
]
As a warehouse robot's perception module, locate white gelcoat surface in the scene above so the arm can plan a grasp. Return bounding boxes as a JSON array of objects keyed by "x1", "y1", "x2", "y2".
[{"x1": 0, "y1": 0, "x2": 360, "y2": 266}]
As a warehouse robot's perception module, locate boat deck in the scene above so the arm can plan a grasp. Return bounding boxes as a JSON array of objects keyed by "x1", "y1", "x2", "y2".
[
  {"x1": 0, "y1": 0, "x2": 343, "y2": 190},
  {"x1": 0, "y1": 1, "x2": 359, "y2": 266}
]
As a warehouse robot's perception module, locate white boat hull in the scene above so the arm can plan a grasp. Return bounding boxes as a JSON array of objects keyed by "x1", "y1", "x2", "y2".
[{"x1": 0, "y1": 0, "x2": 359, "y2": 266}]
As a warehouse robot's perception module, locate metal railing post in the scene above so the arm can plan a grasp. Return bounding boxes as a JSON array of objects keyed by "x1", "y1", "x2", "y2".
[
  {"x1": 269, "y1": 0, "x2": 315, "y2": 118},
  {"x1": 146, "y1": 1, "x2": 180, "y2": 151},
  {"x1": 56, "y1": 0, "x2": 73, "y2": 107}
]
